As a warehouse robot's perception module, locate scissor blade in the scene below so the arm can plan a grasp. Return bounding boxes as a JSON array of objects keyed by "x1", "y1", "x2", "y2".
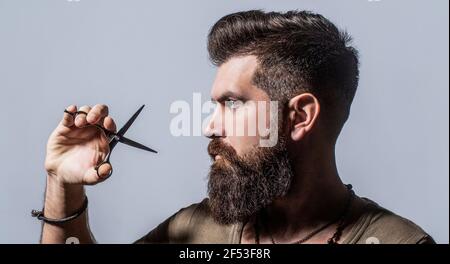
[
  {"x1": 117, "y1": 104, "x2": 145, "y2": 136},
  {"x1": 119, "y1": 136, "x2": 158, "y2": 153}
]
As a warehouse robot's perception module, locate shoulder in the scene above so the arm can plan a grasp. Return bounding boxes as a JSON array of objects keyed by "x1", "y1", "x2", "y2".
[
  {"x1": 135, "y1": 198, "x2": 241, "y2": 244},
  {"x1": 351, "y1": 198, "x2": 435, "y2": 244}
]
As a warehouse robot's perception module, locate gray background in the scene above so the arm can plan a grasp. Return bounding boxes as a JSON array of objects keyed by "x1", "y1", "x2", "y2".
[{"x1": 0, "y1": 0, "x2": 448, "y2": 244}]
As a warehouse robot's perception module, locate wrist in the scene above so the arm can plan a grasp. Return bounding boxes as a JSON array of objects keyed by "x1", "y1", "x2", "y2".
[{"x1": 44, "y1": 175, "x2": 85, "y2": 219}]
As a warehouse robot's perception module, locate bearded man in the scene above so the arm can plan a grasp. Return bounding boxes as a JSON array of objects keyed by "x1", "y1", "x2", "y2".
[{"x1": 39, "y1": 10, "x2": 434, "y2": 244}]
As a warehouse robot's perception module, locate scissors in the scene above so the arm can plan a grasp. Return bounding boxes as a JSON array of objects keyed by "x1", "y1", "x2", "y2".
[{"x1": 64, "y1": 104, "x2": 157, "y2": 178}]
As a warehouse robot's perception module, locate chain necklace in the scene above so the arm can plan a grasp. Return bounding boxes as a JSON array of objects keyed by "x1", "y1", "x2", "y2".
[{"x1": 255, "y1": 184, "x2": 355, "y2": 244}]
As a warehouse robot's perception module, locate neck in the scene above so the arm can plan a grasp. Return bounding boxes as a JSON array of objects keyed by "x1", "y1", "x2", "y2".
[{"x1": 262, "y1": 143, "x2": 349, "y2": 239}]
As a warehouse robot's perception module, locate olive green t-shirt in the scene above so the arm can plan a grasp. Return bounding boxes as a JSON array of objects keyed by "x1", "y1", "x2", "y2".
[{"x1": 134, "y1": 198, "x2": 434, "y2": 244}]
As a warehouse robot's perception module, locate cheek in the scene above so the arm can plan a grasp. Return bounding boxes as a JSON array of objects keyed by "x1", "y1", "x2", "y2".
[
  {"x1": 225, "y1": 106, "x2": 261, "y2": 156},
  {"x1": 227, "y1": 136, "x2": 259, "y2": 156}
]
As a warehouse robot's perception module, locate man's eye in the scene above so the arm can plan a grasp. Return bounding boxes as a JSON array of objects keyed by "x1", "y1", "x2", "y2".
[{"x1": 225, "y1": 100, "x2": 241, "y2": 109}]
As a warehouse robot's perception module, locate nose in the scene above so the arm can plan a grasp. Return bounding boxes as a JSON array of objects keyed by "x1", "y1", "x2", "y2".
[{"x1": 203, "y1": 106, "x2": 225, "y2": 139}]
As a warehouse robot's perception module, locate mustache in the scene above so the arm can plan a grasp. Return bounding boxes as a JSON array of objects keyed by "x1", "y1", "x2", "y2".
[{"x1": 207, "y1": 139, "x2": 238, "y2": 162}]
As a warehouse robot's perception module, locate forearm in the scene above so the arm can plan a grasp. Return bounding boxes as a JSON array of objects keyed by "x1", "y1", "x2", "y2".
[{"x1": 40, "y1": 176, "x2": 95, "y2": 244}]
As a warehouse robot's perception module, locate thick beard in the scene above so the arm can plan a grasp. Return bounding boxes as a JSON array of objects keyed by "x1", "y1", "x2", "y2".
[{"x1": 207, "y1": 136, "x2": 293, "y2": 225}]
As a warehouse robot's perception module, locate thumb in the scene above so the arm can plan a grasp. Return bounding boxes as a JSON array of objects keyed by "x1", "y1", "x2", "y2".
[{"x1": 83, "y1": 163, "x2": 113, "y2": 185}]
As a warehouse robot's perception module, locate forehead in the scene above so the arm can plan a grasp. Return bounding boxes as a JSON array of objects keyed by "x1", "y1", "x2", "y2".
[{"x1": 211, "y1": 55, "x2": 268, "y2": 101}]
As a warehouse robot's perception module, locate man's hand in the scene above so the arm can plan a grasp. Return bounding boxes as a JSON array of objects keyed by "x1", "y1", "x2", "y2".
[
  {"x1": 41, "y1": 104, "x2": 116, "y2": 243},
  {"x1": 45, "y1": 104, "x2": 117, "y2": 185}
]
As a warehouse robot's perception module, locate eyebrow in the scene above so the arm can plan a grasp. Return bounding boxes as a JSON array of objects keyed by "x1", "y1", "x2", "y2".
[{"x1": 211, "y1": 91, "x2": 245, "y2": 103}]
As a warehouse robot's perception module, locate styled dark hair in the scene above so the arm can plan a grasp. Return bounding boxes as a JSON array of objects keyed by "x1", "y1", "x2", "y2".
[{"x1": 207, "y1": 10, "x2": 359, "y2": 137}]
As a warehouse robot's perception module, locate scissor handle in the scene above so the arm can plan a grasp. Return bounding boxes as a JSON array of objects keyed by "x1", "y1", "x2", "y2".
[
  {"x1": 95, "y1": 160, "x2": 113, "y2": 178},
  {"x1": 95, "y1": 150, "x2": 113, "y2": 178},
  {"x1": 65, "y1": 110, "x2": 115, "y2": 137}
]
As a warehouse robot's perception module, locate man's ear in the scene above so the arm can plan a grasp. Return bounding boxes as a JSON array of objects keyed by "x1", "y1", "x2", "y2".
[{"x1": 287, "y1": 93, "x2": 320, "y2": 141}]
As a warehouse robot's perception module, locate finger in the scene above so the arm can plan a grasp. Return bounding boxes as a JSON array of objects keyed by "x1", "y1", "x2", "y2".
[
  {"x1": 97, "y1": 163, "x2": 113, "y2": 179},
  {"x1": 82, "y1": 163, "x2": 112, "y2": 185},
  {"x1": 103, "y1": 116, "x2": 117, "y2": 133},
  {"x1": 75, "y1": 105, "x2": 91, "y2": 128},
  {"x1": 87, "y1": 104, "x2": 109, "y2": 125},
  {"x1": 61, "y1": 105, "x2": 77, "y2": 127}
]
